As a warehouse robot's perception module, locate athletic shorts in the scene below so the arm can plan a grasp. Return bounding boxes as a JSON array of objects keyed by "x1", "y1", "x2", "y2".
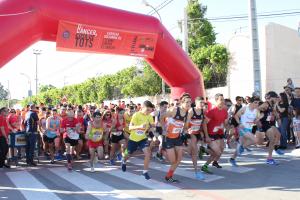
[
  {"x1": 164, "y1": 136, "x2": 183, "y2": 149},
  {"x1": 127, "y1": 139, "x2": 149, "y2": 154},
  {"x1": 111, "y1": 133, "x2": 125, "y2": 144},
  {"x1": 186, "y1": 133, "x2": 202, "y2": 141},
  {"x1": 156, "y1": 126, "x2": 163, "y2": 135},
  {"x1": 43, "y1": 135, "x2": 57, "y2": 144},
  {"x1": 64, "y1": 137, "x2": 79, "y2": 146},
  {"x1": 239, "y1": 128, "x2": 252, "y2": 137},
  {"x1": 261, "y1": 124, "x2": 272, "y2": 133},
  {"x1": 208, "y1": 134, "x2": 225, "y2": 141},
  {"x1": 88, "y1": 140, "x2": 104, "y2": 148}
]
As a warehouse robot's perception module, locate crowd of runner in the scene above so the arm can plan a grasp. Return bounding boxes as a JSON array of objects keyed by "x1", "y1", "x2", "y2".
[{"x1": 0, "y1": 80, "x2": 300, "y2": 182}]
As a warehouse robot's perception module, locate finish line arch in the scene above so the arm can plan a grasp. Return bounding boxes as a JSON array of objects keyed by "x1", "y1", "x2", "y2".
[{"x1": 0, "y1": 0, "x2": 205, "y2": 99}]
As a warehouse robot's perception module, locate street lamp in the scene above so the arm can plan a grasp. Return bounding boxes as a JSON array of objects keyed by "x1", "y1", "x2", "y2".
[
  {"x1": 20, "y1": 72, "x2": 32, "y2": 103},
  {"x1": 142, "y1": 0, "x2": 166, "y2": 97},
  {"x1": 33, "y1": 49, "x2": 42, "y2": 95}
]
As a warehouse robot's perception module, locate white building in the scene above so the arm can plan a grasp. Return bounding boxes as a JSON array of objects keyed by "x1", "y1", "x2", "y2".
[{"x1": 223, "y1": 23, "x2": 300, "y2": 101}]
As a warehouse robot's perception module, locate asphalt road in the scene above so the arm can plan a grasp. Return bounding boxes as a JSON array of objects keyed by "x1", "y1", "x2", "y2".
[{"x1": 0, "y1": 146, "x2": 299, "y2": 200}]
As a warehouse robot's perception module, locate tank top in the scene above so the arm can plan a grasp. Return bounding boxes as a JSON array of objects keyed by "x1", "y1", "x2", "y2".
[
  {"x1": 89, "y1": 123, "x2": 104, "y2": 142},
  {"x1": 189, "y1": 108, "x2": 204, "y2": 134},
  {"x1": 261, "y1": 102, "x2": 275, "y2": 126},
  {"x1": 46, "y1": 117, "x2": 60, "y2": 138},
  {"x1": 112, "y1": 115, "x2": 125, "y2": 136},
  {"x1": 166, "y1": 107, "x2": 188, "y2": 138},
  {"x1": 240, "y1": 106, "x2": 257, "y2": 129}
]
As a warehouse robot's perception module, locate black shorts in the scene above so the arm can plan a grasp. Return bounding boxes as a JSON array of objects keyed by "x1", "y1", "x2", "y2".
[
  {"x1": 111, "y1": 133, "x2": 125, "y2": 144},
  {"x1": 164, "y1": 136, "x2": 183, "y2": 149},
  {"x1": 229, "y1": 117, "x2": 239, "y2": 127},
  {"x1": 64, "y1": 137, "x2": 78, "y2": 146},
  {"x1": 261, "y1": 124, "x2": 272, "y2": 133},
  {"x1": 156, "y1": 126, "x2": 163, "y2": 135},
  {"x1": 186, "y1": 133, "x2": 202, "y2": 141},
  {"x1": 127, "y1": 139, "x2": 149, "y2": 154},
  {"x1": 79, "y1": 134, "x2": 85, "y2": 140},
  {"x1": 208, "y1": 134, "x2": 225, "y2": 141},
  {"x1": 43, "y1": 135, "x2": 57, "y2": 144}
]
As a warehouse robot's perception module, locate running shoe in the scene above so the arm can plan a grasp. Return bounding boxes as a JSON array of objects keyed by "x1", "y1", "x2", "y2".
[
  {"x1": 212, "y1": 161, "x2": 222, "y2": 168},
  {"x1": 195, "y1": 172, "x2": 205, "y2": 180},
  {"x1": 50, "y1": 160, "x2": 55, "y2": 164},
  {"x1": 104, "y1": 154, "x2": 109, "y2": 159},
  {"x1": 165, "y1": 176, "x2": 179, "y2": 183},
  {"x1": 229, "y1": 158, "x2": 238, "y2": 167},
  {"x1": 266, "y1": 158, "x2": 279, "y2": 165},
  {"x1": 295, "y1": 145, "x2": 300, "y2": 149},
  {"x1": 121, "y1": 163, "x2": 127, "y2": 172},
  {"x1": 117, "y1": 153, "x2": 122, "y2": 161},
  {"x1": 91, "y1": 166, "x2": 95, "y2": 173},
  {"x1": 201, "y1": 165, "x2": 213, "y2": 174},
  {"x1": 110, "y1": 159, "x2": 116, "y2": 165},
  {"x1": 55, "y1": 154, "x2": 63, "y2": 161},
  {"x1": 143, "y1": 172, "x2": 151, "y2": 180},
  {"x1": 275, "y1": 149, "x2": 285, "y2": 155},
  {"x1": 245, "y1": 147, "x2": 252, "y2": 152}
]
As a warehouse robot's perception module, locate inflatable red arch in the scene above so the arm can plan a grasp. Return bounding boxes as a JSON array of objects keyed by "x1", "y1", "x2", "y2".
[{"x1": 0, "y1": 0, "x2": 205, "y2": 99}]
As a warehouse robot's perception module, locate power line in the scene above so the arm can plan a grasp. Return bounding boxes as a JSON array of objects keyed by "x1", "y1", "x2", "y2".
[{"x1": 147, "y1": 0, "x2": 170, "y2": 15}]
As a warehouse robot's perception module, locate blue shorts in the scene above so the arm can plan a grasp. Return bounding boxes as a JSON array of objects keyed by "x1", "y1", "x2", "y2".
[
  {"x1": 239, "y1": 128, "x2": 252, "y2": 137},
  {"x1": 127, "y1": 139, "x2": 149, "y2": 154}
]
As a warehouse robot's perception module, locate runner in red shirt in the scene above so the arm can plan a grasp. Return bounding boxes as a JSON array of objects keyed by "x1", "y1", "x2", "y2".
[
  {"x1": 0, "y1": 107, "x2": 10, "y2": 168},
  {"x1": 60, "y1": 109, "x2": 80, "y2": 170},
  {"x1": 75, "y1": 109, "x2": 85, "y2": 159},
  {"x1": 201, "y1": 93, "x2": 228, "y2": 174}
]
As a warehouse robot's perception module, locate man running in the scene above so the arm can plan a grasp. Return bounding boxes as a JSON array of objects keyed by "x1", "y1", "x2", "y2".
[
  {"x1": 60, "y1": 109, "x2": 81, "y2": 170},
  {"x1": 229, "y1": 96, "x2": 260, "y2": 166},
  {"x1": 258, "y1": 91, "x2": 284, "y2": 165},
  {"x1": 201, "y1": 93, "x2": 228, "y2": 174},
  {"x1": 187, "y1": 96, "x2": 207, "y2": 180},
  {"x1": 162, "y1": 93, "x2": 192, "y2": 182},
  {"x1": 121, "y1": 100, "x2": 154, "y2": 180}
]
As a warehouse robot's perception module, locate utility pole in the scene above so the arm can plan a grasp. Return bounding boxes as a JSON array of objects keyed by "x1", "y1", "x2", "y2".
[
  {"x1": 7, "y1": 80, "x2": 10, "y2": 108},
  {"x1": 33, "y1": 49, "x2": 42, "y2": 96},
  {"x1": 182, "y1": 7, "x2": 189, "y2": 53},
  {"x1": 248, "y1": 0, "x2": 261, "y2": 97}
]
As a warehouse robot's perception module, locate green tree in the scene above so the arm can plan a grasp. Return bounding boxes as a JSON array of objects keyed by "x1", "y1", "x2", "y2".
[
  {"x1": 0, "y1": 82, "x2": 8, "y2": 100},
  {"x1": 187, "y1": 0, "x2": 230, "y2": 88},
  {"x1": 39, "y1": 84, "x2": 56, "y2": 93}
]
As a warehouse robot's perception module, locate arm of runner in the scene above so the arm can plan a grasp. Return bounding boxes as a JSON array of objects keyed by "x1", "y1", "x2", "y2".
[
  {"x1": 85, "y1": 122, "x2": 92, "y2": 140},
  {"x1": 202, "y1": 116, "x2": 210, "y2": 143},
  {"x1": 234, "y1": 107, "x2": 246, "y2": 127}
]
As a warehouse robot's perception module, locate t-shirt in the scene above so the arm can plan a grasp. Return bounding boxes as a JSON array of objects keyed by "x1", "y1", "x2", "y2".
[
  {"x1": 61, "y1": 117, "x2": 79, "y2": 139},
  {"x1": 76, "y1": 117, "x2": 85, "y2": 134},
  {"x1": 129, "y1": 112, "x2": 154, "y2": 142},
  {"x1": 8, "y1": 114, "x2": 19, "y2": 130},
  {"x1": 206, "y1": 107, "x2": 228, "y2": 135},
  {"x1": 0, "y1": 115, "x2": 10, "y2": 136}
]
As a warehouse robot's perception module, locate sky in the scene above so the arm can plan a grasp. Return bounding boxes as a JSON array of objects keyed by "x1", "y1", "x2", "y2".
[{"x1": 0, "y1": 0, "x2": 299, "y2": 100}]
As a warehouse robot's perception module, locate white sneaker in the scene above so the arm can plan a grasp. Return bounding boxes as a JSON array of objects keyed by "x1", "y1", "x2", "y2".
[
  {"x1": 104, "y1": 154, "x2": 109, "y2": 159},
  {"x1": 91, "y1": 167, "x2": 95, "y2": 172}
]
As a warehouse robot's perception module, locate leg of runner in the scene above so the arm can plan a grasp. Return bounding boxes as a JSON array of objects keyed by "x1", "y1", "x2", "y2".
[
  {"x1": 212, "y1": 139, "x2": 225, "y2": 168},
  {"x1": 110, "y1": 143, "x2": 117, "y2": 165},
  {"x1": 165, "y1": 145, "x2": 183, "y2": 183},
  {"x1": 65, "y1": 143, "x2": 72, "y2": 170},
  {"x1": 76, "y1": 139, "x2": 83, "y2": 159},
  {"x1": 265, "y1": 127, "x2": 282, "y2": 165},
  {"x1": 156, "y1": 135, "x2": 164, "y2": 161},
  {"x1": 49, "y1": 141, "x2": 55, "y2": 164},
  {"x1": 142, "y1": 146, "x2": 151, "y2": 180},
  {"x1": 202, "y1": 140, "x2": 220, "y2": 174},
  {"x1": 189, "y1": 134, "x2": 205, "y2": 180},
  {"x1": 54, "y1": 136, "x2": 61, "y2": 161},
  {"x1": 89, "y1": 147, "x2": 95, "y2": 172},
  {"x1": 96, "y1": 146, "x2": 104, "y2": 162}
]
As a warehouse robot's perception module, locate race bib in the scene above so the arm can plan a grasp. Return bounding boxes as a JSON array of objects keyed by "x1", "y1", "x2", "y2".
[
  {"x1": 191, "y1": 125, "x2": 201, "y2": 131},
  {"x1": 136, "y1": 129, "x2": 145, "y2": 135},
  {"x1": 112, "y1": 131, "x2": 123, "y2": 136},
  {"x1": 172, "y1": 127, "x2": 183, "y2": 134},
  {"x1": 92, "y1": 131, "x2": 102, "y2": 142},
  {"x1": 67, "y1": 128, "x2": 79, "y2": 140}
]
